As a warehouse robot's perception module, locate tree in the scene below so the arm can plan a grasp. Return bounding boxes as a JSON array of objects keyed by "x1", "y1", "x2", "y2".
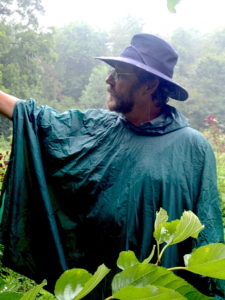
[
  {"x1": 0, "y1": 24, "x2": 57, "y2": 100},
  {"x1": 0, "y1": 21, "x2": 59, "y2": 138},
  {"x1": 169, "y1": 29, "x2": 203, "y2": 80},
  {"x1": 54, "y1": 23, "x2": 108, "y2": 105},
  {"x1": 168, "y1": 28, "x2": 225, "y2": 129},
  {"x1": 107, "y1": 15, "x2": 144, "y2": 55},
  {"x1": 0, "y1": 0, "x2": 44, "y2": 28},
  {"x1": 79, "y1": 64, "x2": 109, "y2": 110}
]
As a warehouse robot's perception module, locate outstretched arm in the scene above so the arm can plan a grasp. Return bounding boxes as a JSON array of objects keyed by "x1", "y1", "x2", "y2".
[{"x1": 0, "y1": 91, "x2": 18, "y2": 119}]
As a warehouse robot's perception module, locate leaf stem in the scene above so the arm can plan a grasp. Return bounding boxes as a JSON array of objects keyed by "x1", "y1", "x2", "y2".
[
  {"x1": 158, "y1": 243, "x2": 170, "y2": 263},
  {"x1": 156, "y1": 242, "x2": 160, "y2": 264}
]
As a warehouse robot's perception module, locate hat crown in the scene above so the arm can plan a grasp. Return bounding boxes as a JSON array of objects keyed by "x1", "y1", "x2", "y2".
[{"x1": 120, "y1": 33, "x2": 178, "y2": 78}]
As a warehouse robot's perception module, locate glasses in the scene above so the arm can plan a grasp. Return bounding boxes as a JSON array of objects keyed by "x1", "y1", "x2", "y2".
[{"x1": 109, "y1": 69, "x2": 135, "y2": 82}]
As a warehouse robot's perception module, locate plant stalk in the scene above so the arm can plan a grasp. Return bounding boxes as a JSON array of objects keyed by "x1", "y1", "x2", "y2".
[{"x1": 158, "y1": 243, "x2": 170, "y2": 263}]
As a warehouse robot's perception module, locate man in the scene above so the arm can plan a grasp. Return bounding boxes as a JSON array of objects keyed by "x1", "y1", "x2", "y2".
[{"x1": 0, "y1": 33, "x2": 224, "y2": 298}]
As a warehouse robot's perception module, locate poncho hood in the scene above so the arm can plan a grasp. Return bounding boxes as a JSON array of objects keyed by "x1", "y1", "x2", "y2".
[{"x1": 121, "y1": 104, "x2": 188, "y2": 135}]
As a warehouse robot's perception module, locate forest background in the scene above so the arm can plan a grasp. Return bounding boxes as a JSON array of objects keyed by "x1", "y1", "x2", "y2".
[
  {"x1": 1, "y1": 0, "x2": 225, "y2": 234},
  {"x1": 1, "y1": 0, "x2": 225, "y2": 141},
  {"x1": 1, "y1": 0, "x2": 225, "y2": 298}
]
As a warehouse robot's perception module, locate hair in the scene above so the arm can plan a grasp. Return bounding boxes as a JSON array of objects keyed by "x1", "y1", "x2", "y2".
[{"x1": 133, "y1": 66, "x2": 170, "y2": 107}]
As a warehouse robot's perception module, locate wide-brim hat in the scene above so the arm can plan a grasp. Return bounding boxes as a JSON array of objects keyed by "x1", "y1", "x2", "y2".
[{"x1": 96, "y1": 33, "x2": 188, "y2": 101}]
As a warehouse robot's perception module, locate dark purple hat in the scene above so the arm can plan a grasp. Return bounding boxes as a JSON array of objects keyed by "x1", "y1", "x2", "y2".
[{"x1": 96, "y1": 33, "x2": 188, "y2": 101}]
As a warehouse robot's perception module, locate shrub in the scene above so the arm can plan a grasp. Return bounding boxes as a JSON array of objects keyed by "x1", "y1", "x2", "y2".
[
  {"x1": 0, "y1": 150, "x2": 10, "y2": 194},
  {"x1": 1, "y1": 209, "x2": 225, "y2": 299}
]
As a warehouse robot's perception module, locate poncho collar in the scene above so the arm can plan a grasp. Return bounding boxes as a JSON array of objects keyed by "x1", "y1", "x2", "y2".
[{"x1": 120, "y1": 105, "x2": 189, "y2": 136}]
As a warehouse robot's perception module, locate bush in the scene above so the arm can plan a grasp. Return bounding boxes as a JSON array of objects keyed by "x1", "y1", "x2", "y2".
[
  {"x1": 203, "y1": 115, "x2": 225, "y2": 226},
  {"x1": 0, "y1": 149, "x2": 10, "y2": 194},
  {"x1": 1, "y1": 209, "x2": 225, "y2": 299}
]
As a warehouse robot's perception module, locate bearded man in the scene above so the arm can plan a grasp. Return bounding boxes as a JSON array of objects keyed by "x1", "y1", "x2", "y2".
[{"x1": 0, "y1": 33, "x2": 224, "y2": 298}]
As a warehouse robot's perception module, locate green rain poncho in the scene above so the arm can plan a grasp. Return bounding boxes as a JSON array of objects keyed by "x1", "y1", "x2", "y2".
[{"x1": 0, "y1": 100, "x2": 224, "y2": 297}]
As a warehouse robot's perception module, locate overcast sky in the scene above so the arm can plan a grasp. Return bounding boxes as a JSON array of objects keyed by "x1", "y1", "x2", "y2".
[{"x1": 39, "y1": 0, "x2": 225, "y2": 35}]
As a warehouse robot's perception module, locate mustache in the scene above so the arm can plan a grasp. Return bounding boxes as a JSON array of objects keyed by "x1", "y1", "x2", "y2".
[
  {"x1": 107, "y1": 86, "x2": 114, "y2": 94},
  {"x1": 107, "y1": 86, "x2": 119, "y2": 100}
]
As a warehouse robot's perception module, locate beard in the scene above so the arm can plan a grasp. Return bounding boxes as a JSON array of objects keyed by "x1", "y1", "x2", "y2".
[
  {"x1": 107, "y1": 91, "x2": 134, "y2": 114},
  {"x1": 106, "y1": 83, "x2": 140, "y2": 114}
]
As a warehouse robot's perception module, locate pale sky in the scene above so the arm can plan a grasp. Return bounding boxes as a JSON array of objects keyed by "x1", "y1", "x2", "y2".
[{"x1": 39, "y1": 0, "x2": 225, "y2": 35}]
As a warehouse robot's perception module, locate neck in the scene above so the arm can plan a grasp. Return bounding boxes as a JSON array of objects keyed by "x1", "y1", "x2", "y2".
[{"x1": 124, "y1": 101, "x2": 163, "y2": 126}]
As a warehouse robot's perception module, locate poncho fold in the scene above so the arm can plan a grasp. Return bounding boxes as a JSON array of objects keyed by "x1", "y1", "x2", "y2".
[{"x1": 0, "y1": 100, "x2": 224, "y2": 297}]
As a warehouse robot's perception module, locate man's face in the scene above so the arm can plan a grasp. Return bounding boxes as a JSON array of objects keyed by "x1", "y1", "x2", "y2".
[{"x1": 105, "y1": 63, "x2": 141, "y2": 114}]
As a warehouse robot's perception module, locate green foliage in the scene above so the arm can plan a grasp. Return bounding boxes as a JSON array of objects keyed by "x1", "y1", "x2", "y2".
[
  {"x1": 19, "y1": 281, "x2": 47, "y2": 299},
  {"x1": 107, "y1": 15, "x2": 144, "y2": 55},
  {"x1": 0, "y1": 262, "x2": 54, "y2": 299},
  {"x1": 79, "y1": 64, "x2": 109, "y2": 109},
  {"x1": 54, "y1": 268, "x2": 92, "y2": 300},
  {"x1": 0, "y1": 115, "x2": 11, "y2": 141},
  {"x1": 154, "y1": 209, "x2": 204, "y2": 264},
  {"x1": 54, "y1": 23, "x2": 108, "y2": 103},
  {"x1": 202, "y1": 116, "x2": 225, "y2": 226},
  {"x1": 55, "y1": 264, "x2": 110, "y2": 300},
  {"x1": 0, "y1": 7, "x2": 225, "y2": 297},
  {"x1": 0, "y1": 136, "x2": 11, "y2": 150},
  {"x1": 1, "y1": 209, "x2": 225, "y2": 299},
  {"x1": 0, "y1": 0, "x2": 44, "y2": 28},
  {"x1": 167, "y1": 0, "x2": 182, "y2": 13},
  {"x1": 169, "y1": 28, "x2": 225, "y2": 130},
  {"x1": 0, "y1": 148, "x2": 10, "y2": 193},
  {"x1": 111, "y1": 261, "x2": 211, "y2": 300},
  {"x1": 2, "y1": 17, "x2": 225, "y2": 135},
  {"x1": 117, "y1": 251, "x2": 140, "y2": 270},
  {"x1": 185, "y1": 243, "x2": 225, "y2": 279},
  {"x1": 113, "y1": 285, "x2": 186, "y2": 300},
  {"x1": 0, "y1": 23, "x2": 58, "y2": 100},
  {"x1": 216, "y1": 154, "x2": 225, "y2": 226}
]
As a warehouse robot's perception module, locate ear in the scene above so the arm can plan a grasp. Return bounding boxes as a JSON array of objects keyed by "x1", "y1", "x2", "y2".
[{"x1": 144, "y1": 79, "x2": 160, "y2": 95}]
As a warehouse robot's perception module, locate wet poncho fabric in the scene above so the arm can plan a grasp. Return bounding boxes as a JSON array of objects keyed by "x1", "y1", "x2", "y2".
[{"x1": 0, "y1": 100, "x2": 224, "y2": 297}]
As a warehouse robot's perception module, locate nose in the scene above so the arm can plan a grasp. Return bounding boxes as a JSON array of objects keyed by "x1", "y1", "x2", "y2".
[{"x1": 106, "y1": 72, "x2": 115, "y2": 85}]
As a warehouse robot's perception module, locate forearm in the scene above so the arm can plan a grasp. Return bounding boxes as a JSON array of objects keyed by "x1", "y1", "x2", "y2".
[{"x1": 0, "y1": 91, "x2": 18, "y2": 120}]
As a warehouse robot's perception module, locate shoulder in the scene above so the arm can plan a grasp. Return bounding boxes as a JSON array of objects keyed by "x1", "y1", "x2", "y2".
[
  {"x1": 168, "y1": 105, "x2": 212, "y2": 150},
  {"x1": 80, "y1": 109, "x2": 121, "y2": 135},
  {"x1": 82, "y1": 109, "x2": 119, "y2": 124},
  {"x1": 14, "y1": 100, "x2": 119, "y2": 127},
  {"x1": 182, "y1": 126, "x2": 210, "y2": 144},
  {"x1": 180, "y1": 126, "x2": 215, "y2": 157}
]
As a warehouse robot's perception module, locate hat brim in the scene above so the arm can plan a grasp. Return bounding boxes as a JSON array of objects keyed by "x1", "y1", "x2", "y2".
[{"x1": 96, "y1": 56, "x2": 188, "y2": 101}]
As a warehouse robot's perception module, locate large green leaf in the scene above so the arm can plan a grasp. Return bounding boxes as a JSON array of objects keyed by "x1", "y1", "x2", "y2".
[
  {"x1": 154, "y1": 220, "x2": 179, "y2": 244},
  {"x1": 171, "y1": 211, "x2": 204, "y2": 245},
  {"x1": 0, "y1": 278, "x2": 6, "y2": 291},
  {"x1": 186, "y1": 243, "x2": 225, "y2": 279},
  {"x1": 54, "y1": 269, "x2": 92, "y2": 300},
  {"x1": 112, "y1": 263, "x2": 212, "y2": 300},
  {"x1": 154, "y1": 211, "x2": 204, "y2": 246},
  {"x1": 167, "y1": 0, "x2": 182, "y2": 13},
  {"x1": 74, "y1": 264, "x2": 110, "y2": 300},
  {"x1": 154, "y1": 208, "x2": 168, "y2": 231},
  {"x1": 113, "y1": 285, "x2": 186, "y2": 300},
  {"x1": 0, "y1": 292, "x2": 22, "y2": 299},
  {"x1": 142, "y1": 245, "x2": 156, "y2": 264},
  {"x1": 20, "y1": 281, "x2": 47, "y2": 300},
  {"x1": 117, "y1": 251, "x2": 140, "y2": 270}
]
